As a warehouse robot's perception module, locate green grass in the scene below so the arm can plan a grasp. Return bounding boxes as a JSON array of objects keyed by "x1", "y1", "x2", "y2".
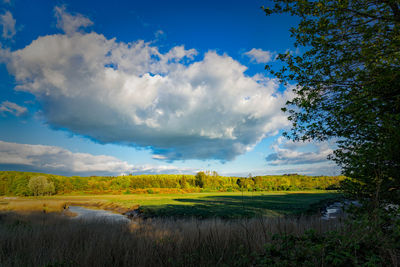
[
  {"x1": 2, "y1": 191, "x2": 340, "y2": 218},
  {"x1": 46, "y1": 190, "x2": 340, "y2": 218},
  {"x1": 137, "y1": 191, "x2": 340, "y2": 218}
]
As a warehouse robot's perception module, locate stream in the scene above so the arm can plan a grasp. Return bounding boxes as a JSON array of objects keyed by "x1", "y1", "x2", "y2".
[
  {"x1": 321, "y1": 200, "x2": 360, "y2": 220},
  {"x1": 68, "y1": 206, "x2": 130, "y2": 223},
  {"x1": 67, "y1": 201, "x2": 358, "y2": 222}
]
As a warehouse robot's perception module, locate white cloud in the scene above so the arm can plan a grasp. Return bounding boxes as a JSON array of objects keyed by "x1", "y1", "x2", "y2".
[
  {"x1": 0, "y1": 101, "x2": 27, "y2": 116},
  {"x1": 152, "y1": 154, "x2": 168, "y2": 160},
  {"x1": 0, "y1": 11, "x2": 16, "y2": 39},
  {"x1": 0, "y1": 140, "x2": 189, "y2": 175},
  {"x1": 260, "y1": 137, "x2": 341, "y2": 176},
  {"x1": 225, "y1": 163, "x2": 340, "y2": 177},
  {"x1": 134, "y1": 164, "x2": 193, "y2": 174},
  {"x1": 54, "y1": 6, "x2": 93, "y2": 35},
  {"x1": 1, "y1": 7, "x2": 290, "y2": 161},
  {"x1": 244, "y1": 48, "x2": 274, "y2": 63},
  {"x1": 265, "y1": 137, "x2": 334, "y2": 165},
  {"x1": 154, "y1": 29, "x2": 165, "y2": 39}
]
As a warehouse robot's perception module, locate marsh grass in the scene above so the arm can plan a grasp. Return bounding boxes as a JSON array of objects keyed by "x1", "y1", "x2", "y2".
[
  {"x1": 0, "y1": 198, "x2": 139, "y2": 215},
  {"x1": 0, "y1": 199, "x2": 67, "y2": 213},
  {"x1": 0, "y1": 212, "x2": 343, "y2": 267}
]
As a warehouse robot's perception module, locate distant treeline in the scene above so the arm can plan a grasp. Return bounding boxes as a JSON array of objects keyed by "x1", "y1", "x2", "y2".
[{"x1": 0, "y1": 171, "x2": 345, "y2": 196}]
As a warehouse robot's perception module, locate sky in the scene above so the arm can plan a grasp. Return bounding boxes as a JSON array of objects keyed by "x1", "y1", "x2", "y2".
[{"x1": 0, "y1": 0, "x2": 340, "y2": 177}]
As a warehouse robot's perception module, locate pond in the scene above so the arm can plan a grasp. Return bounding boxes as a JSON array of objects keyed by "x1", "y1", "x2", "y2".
[{"x1": 68, "y1": 206, "x2": 131, "y2": 223}]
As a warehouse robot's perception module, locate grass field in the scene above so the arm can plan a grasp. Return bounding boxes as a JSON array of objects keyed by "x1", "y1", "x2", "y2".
[{"x1": 1, "y1": 191, "x2": 340, "y2": 218}]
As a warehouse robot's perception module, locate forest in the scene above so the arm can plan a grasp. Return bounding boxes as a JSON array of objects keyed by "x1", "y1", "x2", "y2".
[{"x1": 0, "y1": 171, "x2": 344, "y2": 196}]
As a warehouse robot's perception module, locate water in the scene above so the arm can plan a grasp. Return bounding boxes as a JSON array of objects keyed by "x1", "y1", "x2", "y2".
[
  {"x1": 321, "y1": 200, "x2": 360, "y2": 220},
  {"x1": 68, "y1": 202, "x2": 362, "y2": 222},
  {"x1": 68, "y1": 206, "x2": 130, "y2": 223}
]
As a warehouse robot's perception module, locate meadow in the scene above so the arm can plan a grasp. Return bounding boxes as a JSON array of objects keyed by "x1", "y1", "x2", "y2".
[
  {"x1": 0, "y1": 171, "x2": 344, "y2": 218},
  {"x1": 0, "y1": 191, "x2": 339, "y2": 218},
  {"x1": 0, "y1": 172, "x2": 397, "y2": 266}
]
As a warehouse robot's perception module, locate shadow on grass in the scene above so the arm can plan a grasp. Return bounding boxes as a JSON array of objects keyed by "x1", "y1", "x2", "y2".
[{"x1": 140, "y1": 193, "x2": 340, "y2": 219}]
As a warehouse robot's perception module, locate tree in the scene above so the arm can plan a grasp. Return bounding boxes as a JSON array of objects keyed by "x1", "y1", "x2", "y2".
[
  {"x1": 179, "y1": 175, "x2": 189, "y2": 189},
  {"x1": 28, "y1": 176, "x2": 55, "y2": 196},
  {"x1": 263, "y1": 0, "x2": 400, "y2": 207},
  {"x1": 44, "y1": 181, "x2": 55, "y2": 195},
  {"x1": 195, "y1": 171, "x2": 206, "y2": 188},
  {"x1": 236, "y1": 178, "x2": 244, "y2": 189}
]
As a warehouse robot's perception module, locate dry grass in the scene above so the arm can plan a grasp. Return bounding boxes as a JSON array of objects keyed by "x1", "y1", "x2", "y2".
[
  {"x1": 0, "y1": 199, "x2": 67, "y2": 213},
  {"x1": 0, "y1": 198, "x2": 139, "y2": 215},
  {"x1": 0, "y1": 211, "x2": 344, "y2": 267}
]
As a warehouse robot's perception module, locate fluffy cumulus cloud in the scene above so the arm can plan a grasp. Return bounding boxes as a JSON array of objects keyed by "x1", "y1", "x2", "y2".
[
  {"x1": 244, "y1": 48, "x2": 274, "y2": 63},
  {"x1": 0, "y1": 10, "x2": 16, "y2": 39},
  {"x1": 0, "y1": 7, "x2": 290, "y2": 161},
  {"x1": 265, "y1": 137, "x2": 334, "y2": 166},
  {"x1": 0, "y1": 140, "x2": 189, "y2": 175},
  {"x1": 0, "y1": 101, "x2": 27, "y2": 116}
]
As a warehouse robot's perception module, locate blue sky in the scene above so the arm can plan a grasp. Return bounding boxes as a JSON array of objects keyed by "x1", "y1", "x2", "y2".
[{"x1": 0, "y1": 0, "x2": 339, "y2": 176}]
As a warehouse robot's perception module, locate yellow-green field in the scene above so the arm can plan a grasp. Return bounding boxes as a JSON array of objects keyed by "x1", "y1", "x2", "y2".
[{"x1": 0, "y1": 191, "x2": 340, "y2": 218}]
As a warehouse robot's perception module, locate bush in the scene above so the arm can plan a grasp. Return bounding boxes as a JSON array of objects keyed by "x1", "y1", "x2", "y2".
[{"x1": 256, "y1": 210, "x2": 400, "y2": 266}]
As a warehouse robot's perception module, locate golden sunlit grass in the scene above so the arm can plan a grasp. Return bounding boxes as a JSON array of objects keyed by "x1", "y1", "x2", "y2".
[
  {"x1": 0, "y1": 199, "x2": 67, "y2": 213},
  {"x1": 0, "y1": 198, "x2": 138, "y2": 215}
]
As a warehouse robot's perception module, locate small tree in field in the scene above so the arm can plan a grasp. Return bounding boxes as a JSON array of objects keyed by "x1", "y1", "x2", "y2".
[{"x1": 28, "y1": 176, "x2": 55, "y2": 196}]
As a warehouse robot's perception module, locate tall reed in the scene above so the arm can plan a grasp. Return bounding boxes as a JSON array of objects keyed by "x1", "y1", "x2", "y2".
[{"x1": 0, "y1": 212, "x2": 343, "y2": 266}]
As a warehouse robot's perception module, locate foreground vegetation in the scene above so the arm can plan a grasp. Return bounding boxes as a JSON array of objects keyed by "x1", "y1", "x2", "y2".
[
  {"x1": 0, "y1": 191, "x2": 339, "y2": 219},
  {"x1": 0, "y1": 211, "x2": 398, "y2": 267}
]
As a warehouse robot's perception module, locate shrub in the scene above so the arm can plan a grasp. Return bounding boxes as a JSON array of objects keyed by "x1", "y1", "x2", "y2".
[
  {"x1": 147, "y1": 189, "x2": 154, "y2": 194},
  {"x1": 256, "y1": 210, "x2": 400, "y2": 266}
]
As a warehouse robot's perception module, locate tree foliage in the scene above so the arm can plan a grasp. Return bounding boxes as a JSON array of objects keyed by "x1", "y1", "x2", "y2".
[
  {"x1": 263, "y1": 0, "x2": 400, "y2": 206},
  {"x1": 195, "y1": 171, "x2": 206, "y2": 188},
  {"x1": 0, "y1": 171, "x2": 344, "y2": 195},
  {"x1": 28, "y1": 176, "x2": 55, "y2": 196}
]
